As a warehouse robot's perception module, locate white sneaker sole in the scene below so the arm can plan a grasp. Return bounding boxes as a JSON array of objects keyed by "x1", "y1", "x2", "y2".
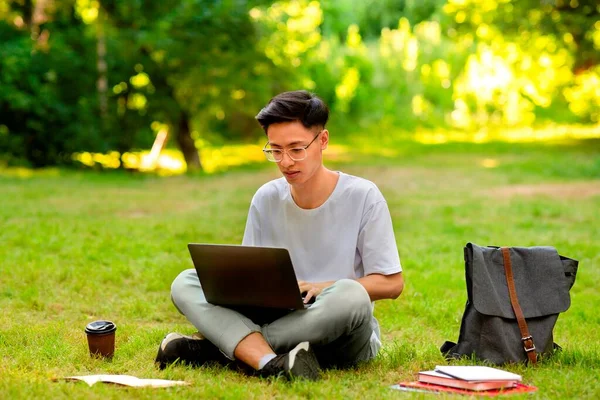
[
  {"x1": 161, "y1": 332, "x2": 186, "y2": 351},
  {"x1": 287, "y1": 341, "x2": 311, "y2": 370}
]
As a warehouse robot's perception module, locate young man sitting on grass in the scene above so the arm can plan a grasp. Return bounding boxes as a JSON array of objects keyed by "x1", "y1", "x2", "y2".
[{"x1": 156, "y1": 90, "x2": 404, "y2": 380}]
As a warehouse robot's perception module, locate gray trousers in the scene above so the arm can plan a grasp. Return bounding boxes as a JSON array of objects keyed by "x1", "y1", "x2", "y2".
[{"x1": 170, "y1": 269, "x2": 378, "y2": 368}]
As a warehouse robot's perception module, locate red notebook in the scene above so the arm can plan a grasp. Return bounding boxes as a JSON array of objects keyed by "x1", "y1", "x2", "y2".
[{"x1": 392, "y1": 382, "x2": 538, "y2": 396}]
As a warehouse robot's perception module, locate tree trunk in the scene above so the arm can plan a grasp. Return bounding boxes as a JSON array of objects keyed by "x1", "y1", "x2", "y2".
[
  {"x1": 96, "y1": 5, "x2": 108, "y2": 119},
  {"x1": 137, "y1": 47, "x2": 202, "y2": 172},
  {"x1": 23, "y1": 0, "x2": 33, "y2": 27},
  {"x1": 175, "y1": 112, "x2": 202, "y2": 172}
]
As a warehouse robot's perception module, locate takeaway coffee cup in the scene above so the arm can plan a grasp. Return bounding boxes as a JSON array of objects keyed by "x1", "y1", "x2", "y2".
[{"x1": 85, "y1": 320, "x2": 117, "y2": 358}]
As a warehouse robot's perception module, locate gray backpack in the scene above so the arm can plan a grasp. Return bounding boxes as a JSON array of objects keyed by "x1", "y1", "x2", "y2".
[{"x1": 441, "y1": 243, "x2": 578, "y2": 365}]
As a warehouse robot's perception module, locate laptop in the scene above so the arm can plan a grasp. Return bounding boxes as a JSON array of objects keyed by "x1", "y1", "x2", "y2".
[{"x1": 187, "y1": 243, "x2": 311, "y2": 310}]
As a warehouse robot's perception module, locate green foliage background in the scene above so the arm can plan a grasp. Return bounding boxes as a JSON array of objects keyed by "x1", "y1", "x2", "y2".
[{"x1": 0, "y1": 0, "x2": 599, "y2": 168}]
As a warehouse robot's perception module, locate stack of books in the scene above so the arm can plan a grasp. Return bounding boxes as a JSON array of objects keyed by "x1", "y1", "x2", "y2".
[
  {"x1": 418, "y1": 365, "x2": 521, "y2": 391},
  {"x1": 392, "y1": 365, "x2": 538, "y2": 396}
]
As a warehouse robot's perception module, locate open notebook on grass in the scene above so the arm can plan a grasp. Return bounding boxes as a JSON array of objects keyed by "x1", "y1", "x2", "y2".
[{"x1": 58, "y1": 375, "x2": 189, "y2": 388}]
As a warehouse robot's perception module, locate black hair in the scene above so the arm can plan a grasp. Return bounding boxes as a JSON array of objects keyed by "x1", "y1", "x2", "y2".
[{"x1": 255, "y1": 90, "x2": 329, "y2": 133}]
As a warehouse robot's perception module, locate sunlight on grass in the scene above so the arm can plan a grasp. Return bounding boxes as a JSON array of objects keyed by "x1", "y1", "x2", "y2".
[
  {"x1": 71, "y1": 145, "x2": 266, "y2": 175},
  {"x1": 414, "y1": 124, "x2": 600, "y2": 144},
  {"x1": 72, "y1": 150, "x2": 186, "y2": 175},
  {"x1": 480, "y1": 158, "x2": 498, "y2": 168},
  {"x1": 0, "y1": 167, "x2": 61, "y2": 178},
  {"x1": 200, "y1": 144, "x2": 265, "y2": 173},
  {"x1": 5, "y1": 125, "x2": 599, "y2": 178},
  {"x1": 69, "y1": 144, "x2": 351, "y2": 176}
]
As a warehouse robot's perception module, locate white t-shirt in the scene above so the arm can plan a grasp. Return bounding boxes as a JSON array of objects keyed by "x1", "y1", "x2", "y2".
[
  {"x1": 242, "y1": 172, "x2": 402, "y2": 350},
  {"x1": 242, "y1": 172, "x2": 402, "y2": 279}
]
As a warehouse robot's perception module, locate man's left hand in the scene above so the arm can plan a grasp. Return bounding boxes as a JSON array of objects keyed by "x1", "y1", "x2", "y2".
[{"x1": 297, "y1": 280, "x2": 334, "y2": 304}]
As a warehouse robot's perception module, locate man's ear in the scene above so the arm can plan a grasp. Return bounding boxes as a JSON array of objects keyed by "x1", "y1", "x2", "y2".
[{"x1": 320, "y1": 129, "x2": 329, "y2": 150}]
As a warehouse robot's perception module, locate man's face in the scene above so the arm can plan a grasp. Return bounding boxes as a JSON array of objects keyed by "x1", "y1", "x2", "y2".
[{"x1": 266, "y1": 121, "x2": 327, "y2": 185}]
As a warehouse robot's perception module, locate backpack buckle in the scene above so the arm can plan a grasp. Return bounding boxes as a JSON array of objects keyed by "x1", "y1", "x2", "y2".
[{"x1": 521, "y1": 335, "x2": 536, "y2": 352}]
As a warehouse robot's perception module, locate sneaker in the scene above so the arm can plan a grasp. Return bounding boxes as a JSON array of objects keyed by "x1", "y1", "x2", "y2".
[
  {"x1": 260, "y1": 342, "x2": 321, "y2": 381},
  {"x1": 155, "y1": 332, "x2": 226, "y2": 369}
]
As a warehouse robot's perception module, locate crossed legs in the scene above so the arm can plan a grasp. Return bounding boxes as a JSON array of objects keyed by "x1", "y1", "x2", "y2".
[{"x1": 169, "y1": 269, "x2": 377, "y2": 370}]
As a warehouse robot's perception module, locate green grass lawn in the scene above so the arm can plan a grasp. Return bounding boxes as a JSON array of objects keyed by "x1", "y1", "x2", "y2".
[{"x1": 1, "y1": 140, "x2": 599, "y2": 399}]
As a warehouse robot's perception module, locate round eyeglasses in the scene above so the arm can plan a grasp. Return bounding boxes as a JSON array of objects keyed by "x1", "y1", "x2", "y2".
[{"x1": 262, "y1": 131, "x2": 322, "y2": 162}]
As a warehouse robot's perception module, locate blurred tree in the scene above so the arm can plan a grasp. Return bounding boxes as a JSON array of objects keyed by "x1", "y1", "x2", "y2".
[
  {"x1": 2, "y1": 0, "x2": 599, "y2": 168},
  {"x1": 100, "y1": 0, "x2": 273, "y2": 171},
  {"x1": 1, "y1": 0, "x2": 274, "y2": 169},
  {"x1": 0, "y1": 0, "x2": 104, "y2": 167},
  {"x1": 321, "y1": 0, "x2": 445, "y2": 40},
  {"x1": 442, "y1": 0, "x2": 600, "y2": 73}
]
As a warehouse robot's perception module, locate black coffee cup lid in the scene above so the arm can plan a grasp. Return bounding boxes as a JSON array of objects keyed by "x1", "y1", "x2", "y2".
[{"x1": 85, "y1": 320, "x2": 117, "y2": 334}]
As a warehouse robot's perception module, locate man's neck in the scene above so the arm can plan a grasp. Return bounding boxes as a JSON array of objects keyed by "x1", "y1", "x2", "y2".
[{"x1": 290, "y1": 167, "x2": 339, "y2": 209}]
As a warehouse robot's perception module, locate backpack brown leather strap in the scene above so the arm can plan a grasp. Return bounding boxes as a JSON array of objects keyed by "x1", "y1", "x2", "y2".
[{"x1": 501, "y1": 247, "x2": 537, "y2": 364}]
